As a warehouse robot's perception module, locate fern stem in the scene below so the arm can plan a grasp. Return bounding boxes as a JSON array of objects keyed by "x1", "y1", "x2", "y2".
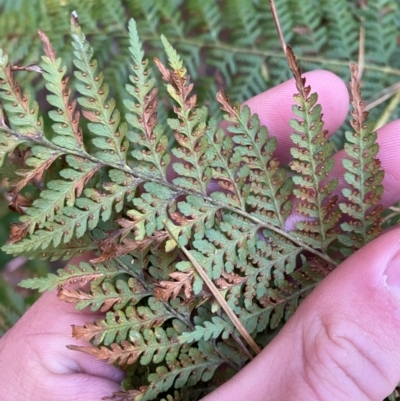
[
  {"x1": 164, "y1": 219, "x2": 262, "y2": 356},
  {"x1": 230, "y1": 332, "x2": 254, "y2": 361},
  {"x1": 210, "y1": 338, "x2": 241, "y2": 372},
  {"x1": 0, "y1": 125, "x2": 338, "y2": 267}
]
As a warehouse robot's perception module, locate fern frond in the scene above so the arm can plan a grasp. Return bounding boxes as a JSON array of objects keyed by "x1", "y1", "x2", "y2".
[
  {"x1": 70, "y1": 12, "x2": 128, "y2": 164},
  {"x1": 6, "y1": 233, "x2": 95, "y2": 261},
  {"x1": 187, "y1": 0, "x2": 223, "y2": 41},
  {"x1": 225, "y1": 0, "x2": 262, "y2": 45},
  {"x1": 39, "y1": 29, "x2": 85, "y2": 150},
  {"x1": 156, "y1": 37, "x2": 211, "y2": 194},
  {"x1": 139, "y1": 341, "x2": 222, "y2": 401},
  {"x1": 339, "y1": 63, "x2": 384, "y2": 252},
  {"x1": 69, "y1": 319, "x2": 188, "y2": 367},
  {"x1": 321, "y1": 0, "x2": 358, "y2": 59},
  {"x1": 216, "y1": 91, "x2": 293, "y2": 227},
  {"x1": 19, "y1": 261, "x2": 125, "y2": 292},
  {"x1": 362, "y1": 0, "x2": 398, "y2": 64},
  {"x1": 58, "y1": 276, "x2": 151, "y2": 312},
  {"x1": 239, "y1": 257, "x2": 329, "y2": 336},
  {"x1": 0, "y1": 49, "x2": 43, "y2": 136},
  {"x1": 286, "y1": 47, "x2": 339, "y2": 252},
  {"x1": 125, "y1": 19, "x2": 170, "y2": 180},
  {"x1": 9, "y1": 155, "x2": 98, "y2": 238},
  {"x1": 72, "y1": 297, "x2": 174, "y2": 346},
  {"x1": 0, "y1": 279, "x2": 28, "y2": 336},
  {"x1": 178, "y1": 316, "x2": 233, "y2": 344},
  {"x1": 128, "y1": 182, "x2": 175, "y2": 240},
  {"x1": 290, "y1": 0, "x2": 327, "y2": 53}
]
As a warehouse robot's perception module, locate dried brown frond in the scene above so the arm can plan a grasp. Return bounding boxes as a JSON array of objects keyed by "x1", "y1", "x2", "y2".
[
  {"x1": 215, "y1": 89, "x2": 237, "y2": 120},
  {"x1": 67, "y1": 341, "x2": 141, "y2": 366},
  {"x1": 71, "y1": 159, "x2": 100, "y2": 198},
  {"x1": 349, "y1": 63, "x2": 369, "y2": 133},
  {"x1": 72, "y1": 322, "x2": 103, "y2": 343},
  {"x1": 154, "y1": 270, "x2": 195, "y2": 302},
  {"x1": 7, "y1": 221, "x2": 31, "y2": 244},
  {"x1": 58, "y1": 287, "x2": 121, "y2": 312},
  {"x1": 57, "y1": 287, "x2": 92, "y2": 303},
  {"x1": 38, "y1": 29, "x2": 56, "y2": 62},
  {"x1": 154, "y1": 58, "x2": 196, "y2": 111},
  {"x1": 215, "y1": 271, "x2": 246, "y2": 290},
  {"x1": 153, "y1": 57, "x2": 171, "y2": 82},
  {"x1": 39, "y1": 29, "x2": 84, "y2": 147},
  {"x1": 141, "y1": 87, "x2": 158, "y2": 139},
  {"x1": 2, "y1": 65, "x2": 36, "y2": 133},
  {"x1": 93, "y1": 220, "x2": 167, "y2": 263},
  {"x1": 9, "y1": 154, "x2": 58, "y2": 198},
  {"x1": 8, "y1": 193, "x2": 32, "y2": 215},
  {"x1": 286, "y1": 46, "x2": 311, "y2": 100},
  {"x1": 0, "y1": 103, "x2": 9, "y2": 127}
]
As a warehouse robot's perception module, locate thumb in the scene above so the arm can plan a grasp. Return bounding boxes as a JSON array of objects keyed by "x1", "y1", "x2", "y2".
[{"x1": 203, "y1": 228, "x2": 400, "y2": 401}]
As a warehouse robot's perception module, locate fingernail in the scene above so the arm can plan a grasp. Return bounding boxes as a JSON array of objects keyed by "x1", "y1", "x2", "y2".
[{"x1": 383, "y1": 251, "x2": 400, "y2": 302}]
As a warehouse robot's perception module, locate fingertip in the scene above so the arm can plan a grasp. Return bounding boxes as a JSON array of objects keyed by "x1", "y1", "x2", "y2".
[
  {"x1": 244, "y1": 70, "x2": 349, "y2": 163},
  {"x1": 376, "y1": 119, "x2": 400, "y2": 206}
]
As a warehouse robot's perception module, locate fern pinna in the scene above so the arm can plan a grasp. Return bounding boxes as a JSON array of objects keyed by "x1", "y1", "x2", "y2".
[{"x1": 0, "y1": 10, "x2": 388, "y2": 401}]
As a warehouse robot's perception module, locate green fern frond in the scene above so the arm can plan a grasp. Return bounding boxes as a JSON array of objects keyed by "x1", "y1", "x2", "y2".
[
  {"x1": 187, "y1": 0, "x2": 223, "y2": 41},
  {"x1": 19, "y1": 261, "x2": 125, "y2": 292},
  {"x1": 339, "y1": 63, "x2": 384, "y2": 251},
  {"x1": 178, "y1": 316, "x2": 233, "y2": 343},
  {"x1": 140, "y1": 341, "x2": 222, "y2": 401},
  {"x1": 7, "y1": 233, "x2": 95, "y2": 261},
  {"x1": 71, "y1": 13, "x2": 128, "y2": 164},
  {"x1": 321, "y1": 0, "x2": 358, "y2": 59},
  {"x1": 125, "y1": 19, "x2": 170, "y2": 180},
  {"x1": 217, "y1": 94, "x2": 293, "y2": 227},
  {"x1": 69, "y1": 318, "x2": 188, "y2": 367},
  {"x1": 72, "y1": 297, "x2": 174, "y2": 346},
  {"x1": 0, "y1": 50, "x2": 43, "y2": 136},
  {"x1": 39, "y1": 29, "x2": 85, "y2": 150},
  {"x1": 240, "y1": 257, "x2": 328, "y2": 335},
  {"x1": 362, "y1": 0, "x2": 398, "y2": 65},
  {"x1": 58, "y1": 277, "x2": 151, "y2": 312},
  {"x1": 287, "y1": 47, "x2": 339, "y2": 252}
]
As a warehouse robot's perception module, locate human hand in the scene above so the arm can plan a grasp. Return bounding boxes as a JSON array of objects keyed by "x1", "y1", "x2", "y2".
[
  {"x1": 0, "y1": 289, "x2": 124, "y2": 401},
  {"x1": 1, "y1": 70, "x2": 399, "y2": 401}
]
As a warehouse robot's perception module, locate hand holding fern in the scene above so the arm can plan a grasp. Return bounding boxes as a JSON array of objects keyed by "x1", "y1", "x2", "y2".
[
  {"x1": 1, "y1": 71, "x2": 400, "y2": 401},
  {"x1": 0, "y1": 289, "x2": 123, "y2": 401}
]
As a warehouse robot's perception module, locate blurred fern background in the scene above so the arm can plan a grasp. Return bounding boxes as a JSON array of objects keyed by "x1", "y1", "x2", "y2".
[{"x1": 0, "y1": 0, "x2": 399, "y2": 332}]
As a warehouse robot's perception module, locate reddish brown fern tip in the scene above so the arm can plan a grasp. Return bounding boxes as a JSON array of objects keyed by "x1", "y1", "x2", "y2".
[
  {"x1": 38, "y1": 30, "x2": 56, "y2": 62},
  {"x1": 349, "y1": 62, "x2": 369, "y2": 133}
]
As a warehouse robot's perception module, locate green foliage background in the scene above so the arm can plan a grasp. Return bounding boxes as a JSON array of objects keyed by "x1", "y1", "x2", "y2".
[{"x1": 0, "y1": 0, "x2": 399, "y2": 372}]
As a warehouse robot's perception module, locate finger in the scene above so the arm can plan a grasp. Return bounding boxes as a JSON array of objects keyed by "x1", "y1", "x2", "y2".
[
  {"x1": 22, "y1": 291, "x2": 124, "y2": 382},
  {"x1": 245, "y1": 69, "x2": 349, "y2": 164},
  {"x1": 2, "y1": 290, "x2": 124, "y2": 384},
  {"x1": 46, "y1": 374, "x2": 121, "y2": 401},
  {"x1": 23, "y1": 373, "x2": 121, "y2": 401},
  {"x1": 203, "y1": 227, "x2": 400, "y2": 401}
]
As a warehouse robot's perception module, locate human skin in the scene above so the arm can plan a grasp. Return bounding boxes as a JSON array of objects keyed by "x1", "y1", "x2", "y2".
[{"x1": 1, "y1": 70, "x2": 400, "y2": 401}]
